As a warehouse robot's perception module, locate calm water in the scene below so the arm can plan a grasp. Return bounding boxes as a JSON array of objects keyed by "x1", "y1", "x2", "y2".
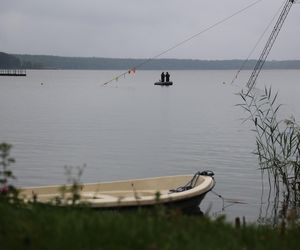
[{"x1": 1, "y1": 69, "x2": 299, "y2": 221}]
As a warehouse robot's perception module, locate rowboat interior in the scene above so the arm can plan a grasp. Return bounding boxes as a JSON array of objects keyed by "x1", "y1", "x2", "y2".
[{"x1": 20, "y1": 173, "x2": 215, "y2": 209}]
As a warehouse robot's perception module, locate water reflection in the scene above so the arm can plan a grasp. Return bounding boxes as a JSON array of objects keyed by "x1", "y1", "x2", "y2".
[
  {"x1": 203, "y1": 184, "x2": 300, "y2": 226},
  {"x1": 182, "y1": 206, "x2": 204, "y2": 216},
  {"x1": 257, "y1": 192, "x2": 300, "y2": 227}
]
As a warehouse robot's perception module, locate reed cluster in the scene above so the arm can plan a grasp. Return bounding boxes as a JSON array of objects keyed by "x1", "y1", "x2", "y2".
[{"x1": 238, "y1": 86, "x2": 300, "y2": 213}]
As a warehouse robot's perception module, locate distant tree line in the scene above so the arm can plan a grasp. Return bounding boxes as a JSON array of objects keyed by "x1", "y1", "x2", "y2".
[
  {"x1": 0, "y1": 52, "x2": 43, "y2": 69},
  {"x1": 1, "y1": 52, "x2": 300, "y2": 70},
  {"x1": 0, "y1": 52, "x2": 22, "y2": 69}
]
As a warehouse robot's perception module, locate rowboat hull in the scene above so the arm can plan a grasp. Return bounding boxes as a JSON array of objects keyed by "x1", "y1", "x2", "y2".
[{"x1": 19, "y1": 173, "x2": 215, "y2": 210}]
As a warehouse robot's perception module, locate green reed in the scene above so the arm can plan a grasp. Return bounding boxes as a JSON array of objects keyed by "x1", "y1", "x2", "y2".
[{"x1": 238, "y1": 86, "x2": 300, "y2": 209}]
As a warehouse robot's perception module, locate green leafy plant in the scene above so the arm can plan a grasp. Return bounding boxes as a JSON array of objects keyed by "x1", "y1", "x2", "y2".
[
  {"x1": 0, "y1": 143, "x2": 18, "y2": 199},
  {"x1": 55, "y1": 164, "x2": 86, "y2": 206}
]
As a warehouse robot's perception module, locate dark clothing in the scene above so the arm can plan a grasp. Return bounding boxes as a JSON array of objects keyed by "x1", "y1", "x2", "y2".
[
  {"x1": 165, "y1": 72, "x2": 170, "y2": 82},
  {"x1": 161, "y1": 72, "x2": 165, "y2": 82}
]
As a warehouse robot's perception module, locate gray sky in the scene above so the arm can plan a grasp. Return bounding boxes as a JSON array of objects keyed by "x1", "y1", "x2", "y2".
[{"x1": 0, "y1": 0, "x2": 299, "y2": 60}]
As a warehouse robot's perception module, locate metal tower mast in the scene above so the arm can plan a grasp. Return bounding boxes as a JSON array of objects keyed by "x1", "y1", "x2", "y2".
[{"x1": 247, "y1": 0, "x2": 295, "y2": 91}]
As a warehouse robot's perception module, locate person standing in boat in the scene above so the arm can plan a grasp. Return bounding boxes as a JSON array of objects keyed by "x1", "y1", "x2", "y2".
[
  {"x1": 165, "y1": 72, "x2": 170, "y2": 82},
  {"x1": 161, "y1": 72, "x2": 165, "y2": 82}
]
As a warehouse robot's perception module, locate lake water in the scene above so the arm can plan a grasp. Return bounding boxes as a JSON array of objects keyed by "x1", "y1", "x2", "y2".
[{"x1": 1, "y1": 69, "x2": 299, "y2": 222}]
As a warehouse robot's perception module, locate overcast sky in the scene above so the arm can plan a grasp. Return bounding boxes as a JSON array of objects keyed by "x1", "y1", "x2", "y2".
[{"x1": 0, "y1": 0, "x2": 299, "y2": 60}]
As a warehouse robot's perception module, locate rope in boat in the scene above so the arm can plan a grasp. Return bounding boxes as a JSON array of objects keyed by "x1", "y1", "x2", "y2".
[
  {"x1": 102, "y1": 0, "x2": 264, "y2": 86},
  {"x1": 169, "y1": 170, "x2": 214, "y2": 193},
  {"x1": 210, "y1": 189, "x2": 225, "y2": 210}
]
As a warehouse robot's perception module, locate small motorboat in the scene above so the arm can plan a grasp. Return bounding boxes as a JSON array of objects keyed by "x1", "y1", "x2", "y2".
[
  {"x1": 19, "y1": 171, "x2": 215, "y2": 210},
  {"x1": 154, "y1": 81, "x2": 173, "y2": 86}
]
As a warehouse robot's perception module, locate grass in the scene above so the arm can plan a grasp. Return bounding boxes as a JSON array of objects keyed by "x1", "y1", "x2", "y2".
[{"x1": 1, "y1": 201, "x2": 300, "y2": 250}]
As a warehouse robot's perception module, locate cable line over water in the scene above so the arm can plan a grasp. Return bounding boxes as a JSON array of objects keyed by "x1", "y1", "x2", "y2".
[{"x1": 102, "y1": 0, "x2": 264, "y2": 86}]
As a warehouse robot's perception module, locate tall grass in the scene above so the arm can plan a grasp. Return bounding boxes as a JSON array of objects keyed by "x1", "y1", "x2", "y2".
[
  {"x1": 238, "y1": 86, "x2": 300, "y2": 215},
  {"x1": 1, "y1": 201, "x2": 300, "y2": 250}
]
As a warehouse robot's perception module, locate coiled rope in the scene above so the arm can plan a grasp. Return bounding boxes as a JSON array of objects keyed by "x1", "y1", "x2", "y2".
[{"x1": 169, "y1": 170, "x2": 214, "y2": 193}]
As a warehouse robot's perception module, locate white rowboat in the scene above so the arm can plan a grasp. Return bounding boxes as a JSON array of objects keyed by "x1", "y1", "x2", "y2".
[{"x1": 20, "y1": 172, "x2": 215, "y2": 210}]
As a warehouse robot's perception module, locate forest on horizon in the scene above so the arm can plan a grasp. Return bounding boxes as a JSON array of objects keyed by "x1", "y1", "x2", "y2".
[{"x1": 1, "y1": 52, "x2": 300, "y2": 70}]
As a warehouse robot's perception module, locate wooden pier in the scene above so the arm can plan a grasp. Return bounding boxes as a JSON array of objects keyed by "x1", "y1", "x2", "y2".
[{"x1": 0, "y1": 69, "x2": 26, "y2": 76}]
